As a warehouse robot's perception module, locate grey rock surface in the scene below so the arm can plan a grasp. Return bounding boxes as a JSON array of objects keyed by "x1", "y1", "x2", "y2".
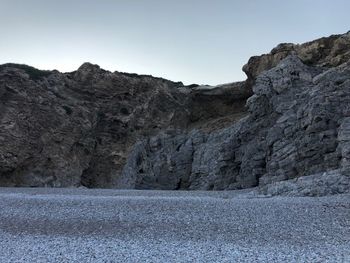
[
  {"x1": 121, "y1": 55, "x2": 350, "y2": 193},
  {"x1": 0, "y1": 188, "x2": 349, "y2": 263},
  {"x1": 0, "y1": 63, "x2": 247, "y2": 188},
  {"x1": 1, "y1": 32, "x2": 350, "y2": 194},
  {"x1": 243, "y1": 31, "x2": 350, "y2": 88},
  {"x1": 260, "y1": 169, "x2": 350, "y2": 196}
]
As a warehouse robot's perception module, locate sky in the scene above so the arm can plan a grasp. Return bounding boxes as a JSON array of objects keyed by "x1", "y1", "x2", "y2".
[{"x1": 0, "y1": 0, "x2": 349, "y2": 85}]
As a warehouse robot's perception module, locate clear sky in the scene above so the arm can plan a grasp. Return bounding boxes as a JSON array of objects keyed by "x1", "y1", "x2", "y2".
[{"x1": 0, "y1": 0, "x2": 349, "y2": 85}]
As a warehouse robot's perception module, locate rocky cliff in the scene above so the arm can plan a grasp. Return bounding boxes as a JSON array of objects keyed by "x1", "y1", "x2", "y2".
[
  {"x1": 0, "y1": 62, "x2": 247, "y2": 187},
  {"x1": 122, "y1": 55, "x2": 350, "y2": 194},
  {"x1": 1, "y1": 32, "x2": 350, "y2": 195}
]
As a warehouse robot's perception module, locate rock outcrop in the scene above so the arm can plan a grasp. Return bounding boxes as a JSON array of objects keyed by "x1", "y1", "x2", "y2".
[
  {"x1": 1, "y1": 32, "x2": 350, "y2": 196},
  {"x1": 259, "y1": 170, "x2": 350, "y2": 196},
  {"x1": 0, "y1": 63, "x2": 247, "y2": 187},
  {"x1": 120, "y1": 55, "x2": 350, "y2": 194},
  {"x1": 243, "y1": 31, "x2": 350, "y2": 88}
]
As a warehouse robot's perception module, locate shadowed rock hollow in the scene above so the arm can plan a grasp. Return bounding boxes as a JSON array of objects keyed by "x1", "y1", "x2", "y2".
[{"x1": 1, "y1": 32, "x2": 350, "y2": 195}]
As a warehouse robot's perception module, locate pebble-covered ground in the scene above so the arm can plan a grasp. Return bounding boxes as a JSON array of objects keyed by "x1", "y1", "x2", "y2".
[{"x1": 0, "y1": 187, "x2": 349, "y2": 263}]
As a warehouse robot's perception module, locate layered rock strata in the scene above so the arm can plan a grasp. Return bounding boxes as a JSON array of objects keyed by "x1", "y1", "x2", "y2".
[
  {"x1": 121, "y1": 55, "x2": 350, "y2": 194},
  {"x1": 0, "y1": 32, "x2": 349, "y2": 195}
]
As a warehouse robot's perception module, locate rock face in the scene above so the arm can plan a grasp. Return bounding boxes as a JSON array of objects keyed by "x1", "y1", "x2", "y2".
[
  {"x1": 259, "y1": 170, "x2": 350, "y2": 196},
  {"x1": 0, "y1": 63, "x2": 247, "y2": 187},
  {"x1": 120, "y1": 55, "x2": 350, "y2": 193},
  {"x1": 243, "y1": 31, "x2": 350, "y2": 88},
  {"x1": 1, "y1": 32, "x2": 350, "y2": 195}
]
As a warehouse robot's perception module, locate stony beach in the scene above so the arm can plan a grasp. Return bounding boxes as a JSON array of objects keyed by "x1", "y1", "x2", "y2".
[{"x1": 0, "y1": 188, "x2": 349, "y2": 262}]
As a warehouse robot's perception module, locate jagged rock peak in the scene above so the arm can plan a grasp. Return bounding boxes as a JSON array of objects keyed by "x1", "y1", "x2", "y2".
[{"x1": 242, "y1": 31, "x2": 350, "y2": 88}]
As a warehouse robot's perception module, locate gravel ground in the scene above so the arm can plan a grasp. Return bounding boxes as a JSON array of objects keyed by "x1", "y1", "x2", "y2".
[{"x1": 0, "y1": 188, "x2": 349, "y2": 263}]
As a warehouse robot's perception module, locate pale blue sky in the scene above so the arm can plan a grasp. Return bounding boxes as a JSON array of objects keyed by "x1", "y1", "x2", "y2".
[{"x1": 0, "y1": 0, "x2": 349, "y2": 85}]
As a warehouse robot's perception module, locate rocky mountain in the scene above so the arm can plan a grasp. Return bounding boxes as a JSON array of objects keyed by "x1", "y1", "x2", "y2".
[{"x1": 1, "y1": 32, "x2": 350, "y2": 195}]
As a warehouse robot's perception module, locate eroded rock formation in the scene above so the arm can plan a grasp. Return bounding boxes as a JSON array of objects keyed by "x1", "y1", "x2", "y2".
[
  {"x1": 1, "y1": 32, "x2": 350, "y2": 195},
  {"x1": 243, "y1": 31, "x2": 350, "y2": 88},
  {"x1": 0, "y1": 62, "x2": 247, "y2": 187},
  {"x1": 120, "y1": 55, "x2": 350, "y2": 194}
]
